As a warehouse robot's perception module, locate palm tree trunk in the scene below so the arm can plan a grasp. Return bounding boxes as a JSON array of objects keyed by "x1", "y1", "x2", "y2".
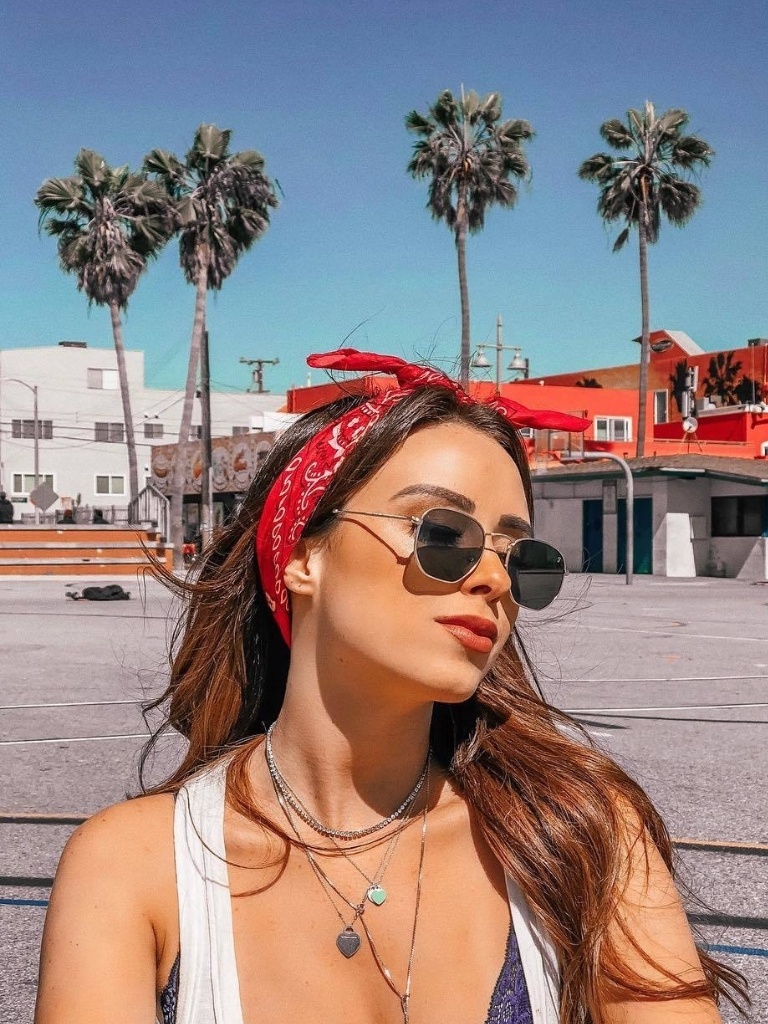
[
  {"x1": 456, "y1": 210, "x2": 471, "y2": 387},
  {"x1": 169, "y1": 261, "x2": 207, "y2": 568},
  {"x1": 636, "y1": 206, "x2": 650, "y2": 458},
  {"x1": 109, "y1": 301, "x2": 139, "y2": 506}
]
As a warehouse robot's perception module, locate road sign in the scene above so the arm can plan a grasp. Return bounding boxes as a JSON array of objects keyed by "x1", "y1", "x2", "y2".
[{"x1": 29, "y1": 482, "x2": 59, "y2": 511}]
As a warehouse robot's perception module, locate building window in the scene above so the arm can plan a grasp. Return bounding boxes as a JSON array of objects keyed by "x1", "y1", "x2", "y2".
[
  {"x1": 190, "y1": 425, "x2": 203, "y2": 440},
  {"x1": 232, "y1": 426, "x2": 250, "y2": 436},
  {"x1": 12, "y1": 473, "x2": 54, "y2": 495},
  {"x1": 95, "y1": 475, "x2": 126, "y2": 496},
  {"x1": 711, "y1": 496, "x2": 766, "y2": 537},
  {"x1": 144, "y1": 422, "x2": 164, "y2": 439},
  {"x1": 594, "y1": 416, "x2": 632, "y2": 442},
  {"x1": 12, "y1": 419, "x2": 53, "y2": 439},
  {"x1": 95, "y1": 422, "x2": 124, "y2": 443},
  {"x1": 87, "y1": 368, "x2": 119, "y2": 390},
  {"x1": 654, "y1": 390, "x2": 669, "y2": 425}
]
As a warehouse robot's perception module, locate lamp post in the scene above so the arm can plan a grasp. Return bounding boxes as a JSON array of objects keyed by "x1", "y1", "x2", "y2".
[
  {"x1": 560, "y1": 452, "x2": 634, "y2": 585},
  {"x1": 0, "y1": 377, "x2": 39, "y2": 525},
  {"x1": 471, "y1": 315, "x2": 529, "y2": 387}
]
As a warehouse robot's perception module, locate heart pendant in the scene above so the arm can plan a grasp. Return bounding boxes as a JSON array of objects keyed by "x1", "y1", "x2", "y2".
[
  {"x1": 336, "y1": 928, "x2": 361, "y2": 958},
  {"x1": 367, "y1": 884, "x2": 387, "y2": 906}
]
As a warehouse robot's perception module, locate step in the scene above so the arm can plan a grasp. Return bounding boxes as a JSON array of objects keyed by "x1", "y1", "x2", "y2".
[
  {"x1": 0, "y1": 564, "x2": 163, "y2": 577},
  {"x1": 0, "y1": 541, "x2": 161, "y2": 551},
  {"x1": 0, "y1": 556, "x2": 162, "y2": 567}
]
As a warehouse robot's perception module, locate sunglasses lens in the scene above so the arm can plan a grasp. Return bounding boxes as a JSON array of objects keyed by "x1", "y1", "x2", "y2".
[
  {"x1": 415, "y1": 509, "x2": 484, "y2": 582},
  {"x1": 508, "y1": 539, "x2": 565, "y2": 610}
]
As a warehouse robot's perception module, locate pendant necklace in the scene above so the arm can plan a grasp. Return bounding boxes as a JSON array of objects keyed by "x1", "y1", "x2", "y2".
[
  {"x1": 360, "y1": 765, "x2": 429, "y2": 1024},
  {"x1": 272, "y1": 777, "x2": 408, "y2": 957},
  {"x1": 272, "y1": 755, "x2": 430, "y2": 1024},
  {"x1": 265, "y1": 722, "x2": 430, "y2": 841}
]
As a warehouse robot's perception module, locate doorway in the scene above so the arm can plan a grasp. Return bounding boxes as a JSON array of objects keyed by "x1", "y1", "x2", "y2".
[
  {"x1": 617, "y1": 497, "x2": 653, "y2": 574},
  {"x1": 582, "y1": 499, "x2": 604, "y2": 572}
]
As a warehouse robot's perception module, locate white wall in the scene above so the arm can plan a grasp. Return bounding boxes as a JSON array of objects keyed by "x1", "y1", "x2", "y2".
[{"x1": 0, "y1": 345, "x2": 286, "y2": 513}]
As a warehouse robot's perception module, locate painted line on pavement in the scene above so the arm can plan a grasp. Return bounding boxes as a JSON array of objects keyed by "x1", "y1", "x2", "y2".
[
  {"x1": 0, "y1": 732, "x2": 166, "y2": 746},
  {"x1": 0, "y1": 812, "x2": 88, "y2": 824},
  {"x1": 560, "y1": 674, "x2": 767, "y2": 683},
  {"x1": 706, "y1": 943, "x2": 768, "y2": 959},
  {"x1": 674, "y1": 838, "x2": 768, "y2": 856},
  {"x1": 565, "y1": 703, "x2": 768, "y2": 714},
  {"x1": 689, "y1": 912, "x2": 768, "y2": 931},
  {"x1": 583, "y1": 625, "x2": 768, "y2": 644},
  {"x1": 0, "y1": 897, "x2": 49, "y2": 907},
  {"x1": 0, "y1": 699, "x2": 143, "y2": 710}
]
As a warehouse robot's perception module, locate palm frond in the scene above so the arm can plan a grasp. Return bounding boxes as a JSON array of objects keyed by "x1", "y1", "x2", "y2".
[
  {"x1": 599, "y1": 119, "x2": 634, "y2": 150},
  {"x1": 671, "y1": 134, "x2": 714, "y2": 169},
  {"x1": 612, "y1": 226, "x2": 631, "y2": 251},
  {"x1": 75, "y1": 149, "x2": 109, "y2": 188},
  {"x1": 405, "y1": 110, "x2": 433, "y2": 136}
]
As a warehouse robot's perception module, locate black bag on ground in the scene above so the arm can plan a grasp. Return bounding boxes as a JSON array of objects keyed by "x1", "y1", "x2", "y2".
[{"x1": 73, "y1": 584, "x2": 131, "y2": 601}]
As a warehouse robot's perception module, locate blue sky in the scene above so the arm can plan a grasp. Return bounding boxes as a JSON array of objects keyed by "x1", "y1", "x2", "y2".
[{"x1": 4, "y1": 0, "x2": 767, "y2": 394}]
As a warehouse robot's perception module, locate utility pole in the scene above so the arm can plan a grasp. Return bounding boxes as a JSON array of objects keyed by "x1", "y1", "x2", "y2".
[
  {"x1": 239, "y1": 356, "x2": 279, "y2": 394},
  {"x1": 199, "y1": 326, "x2": 213, "y2": 550}
]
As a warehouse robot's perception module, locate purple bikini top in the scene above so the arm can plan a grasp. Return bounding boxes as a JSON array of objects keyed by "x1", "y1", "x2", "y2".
[{"x1": 159, "y1": 924, "x2": 533, "y2": 1024}]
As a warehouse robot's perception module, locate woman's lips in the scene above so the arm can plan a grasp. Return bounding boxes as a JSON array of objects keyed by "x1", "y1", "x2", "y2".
[{"x1": 438, "y1": 622, "x2": 494, "y2": 654}]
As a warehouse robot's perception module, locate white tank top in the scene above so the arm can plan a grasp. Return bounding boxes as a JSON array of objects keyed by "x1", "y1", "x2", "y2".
[{"x1": 168, "y1": 757, "x2": 560, "y2": 1024}]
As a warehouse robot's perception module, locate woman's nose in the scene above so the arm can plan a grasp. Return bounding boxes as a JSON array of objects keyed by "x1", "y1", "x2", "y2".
[{"x1": 462, "y1": 545, "x2": 511, "y2": 599}]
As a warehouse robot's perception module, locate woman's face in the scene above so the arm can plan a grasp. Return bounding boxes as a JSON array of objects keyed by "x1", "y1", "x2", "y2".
[{"x1": 291, "y1": 420, "x2": 531, "y2": 706}]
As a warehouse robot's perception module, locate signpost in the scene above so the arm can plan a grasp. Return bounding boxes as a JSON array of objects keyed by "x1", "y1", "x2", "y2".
[{"x1": 29, "y1": 481, "x2": 59, "y2": 514}]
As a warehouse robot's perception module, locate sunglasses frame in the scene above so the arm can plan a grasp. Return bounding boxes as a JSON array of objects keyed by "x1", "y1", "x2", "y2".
[{"x1": 331, "y1": 506, "x2": 566, "y2": 606}]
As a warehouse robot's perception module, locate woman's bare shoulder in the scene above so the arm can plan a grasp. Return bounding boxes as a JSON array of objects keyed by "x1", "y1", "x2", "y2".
[
  {"x1": 55, "y1": 792, "x2": 177, "y2": 930},
  {"x1": 64, "y1": 792, "x2": 175, "y2": 866},
  {"x1": 36, "y1": 794, "x2": 179, "y2": 1023}
]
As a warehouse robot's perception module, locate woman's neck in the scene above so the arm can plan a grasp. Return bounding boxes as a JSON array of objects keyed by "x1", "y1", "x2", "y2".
[{"x1": 265, "y1": 675, "x2": 434, "y2": 834}]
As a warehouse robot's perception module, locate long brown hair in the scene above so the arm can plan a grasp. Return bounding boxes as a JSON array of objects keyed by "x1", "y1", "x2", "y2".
[{"x1": 142, "y1": 384, "x2": 747, "y2": 1023}]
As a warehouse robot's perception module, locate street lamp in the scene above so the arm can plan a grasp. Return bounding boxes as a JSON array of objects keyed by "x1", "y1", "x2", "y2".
[
  {"x1": 0, "y1": 377, "x2": 40, "y2": 525},
  {"x1": 471, "y1": 315, "x2": 529, "y2": 387}
]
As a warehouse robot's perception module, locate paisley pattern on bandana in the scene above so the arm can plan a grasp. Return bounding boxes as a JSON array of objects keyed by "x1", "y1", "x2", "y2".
[{"x1": 255, "y1": 348, "x2": 591, "y2": 647}]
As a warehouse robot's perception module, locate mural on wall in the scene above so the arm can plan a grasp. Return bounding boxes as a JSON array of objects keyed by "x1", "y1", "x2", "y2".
[
  {"x1": 151, "y1": 433, "x2": 275, "y2": 496},
  {"x1": 667, "y1": 351, "x2": 765, "y2": 415},
  {"x1": 669, "y1": 359, "x2": 690, "y2": 414}
]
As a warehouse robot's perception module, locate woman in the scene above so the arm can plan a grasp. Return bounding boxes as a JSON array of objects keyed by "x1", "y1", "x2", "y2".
[{"x1": 36, "y1": 350, "x2": 745, "y2": 1024}]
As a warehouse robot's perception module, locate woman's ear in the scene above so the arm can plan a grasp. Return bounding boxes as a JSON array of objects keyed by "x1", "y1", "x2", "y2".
[{"x1": 283, "y1": 539, "x2": 318, "y2": 595}]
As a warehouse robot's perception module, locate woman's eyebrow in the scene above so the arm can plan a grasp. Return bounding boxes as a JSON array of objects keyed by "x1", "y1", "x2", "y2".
[
  {"x1": 389, "y1": 484, "x2": 532, "y2": 535},
  {"x1": 390, "y1": 484, "x2": 474, "y2": 512}
]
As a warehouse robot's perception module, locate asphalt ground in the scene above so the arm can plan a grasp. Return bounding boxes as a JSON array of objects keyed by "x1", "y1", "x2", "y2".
[{"x1": 1, "y1": 574, "x2": 766, "y2": 1023}]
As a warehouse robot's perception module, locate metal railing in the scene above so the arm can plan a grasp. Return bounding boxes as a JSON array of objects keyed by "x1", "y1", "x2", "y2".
[{"x1": 127, "y1": 484, "x2": 170, "y2": 539}]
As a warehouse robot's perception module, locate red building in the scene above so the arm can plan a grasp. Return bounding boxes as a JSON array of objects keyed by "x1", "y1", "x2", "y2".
[
  {"x1": 526, "y1": 329, "x2": 768, "y2": 460},
  {"x1": 283, "y1": 330, "x2": 768, "y2": 463}
]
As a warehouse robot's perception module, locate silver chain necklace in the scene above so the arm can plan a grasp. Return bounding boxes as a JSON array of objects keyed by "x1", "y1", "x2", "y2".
[
  {"x1": 272, "y1": 765, "x2": 413, "y2": 911},
  {"x1": 273, "y1": 755, "x2": 429, "y2": 1024},
  {"x1": 265, "y1": 722, "x2": 430, "y2": 840}
]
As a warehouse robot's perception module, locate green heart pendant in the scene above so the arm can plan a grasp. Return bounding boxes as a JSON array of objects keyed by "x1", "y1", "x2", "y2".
[{"x1": 367, "y1": 884, "x2": 387, "y2": 906}]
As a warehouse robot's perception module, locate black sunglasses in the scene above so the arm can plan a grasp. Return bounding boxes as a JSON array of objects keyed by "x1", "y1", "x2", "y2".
[{"x1": 331, "y1": 506, "x2": 566, "y2": 610}]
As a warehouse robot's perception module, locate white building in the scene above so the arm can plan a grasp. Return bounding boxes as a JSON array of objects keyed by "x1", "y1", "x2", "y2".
[{"x1": 0, "y1": 342, "x2": 287, "y2": 518}]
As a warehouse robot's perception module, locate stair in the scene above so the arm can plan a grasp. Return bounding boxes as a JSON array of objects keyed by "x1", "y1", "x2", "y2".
[{"x1": 0, "y1": 526, "x2": 173, "y2": 576}]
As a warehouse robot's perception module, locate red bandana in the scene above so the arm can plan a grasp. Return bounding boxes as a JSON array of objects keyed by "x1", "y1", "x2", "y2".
[{"x1": 256, "y1": 349, "x2": 590, "y2": 647}]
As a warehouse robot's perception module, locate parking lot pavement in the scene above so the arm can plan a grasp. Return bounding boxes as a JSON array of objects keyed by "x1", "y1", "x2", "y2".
[{"x1": 2, "y1": 574, "x2": 766, "y2": 1021}]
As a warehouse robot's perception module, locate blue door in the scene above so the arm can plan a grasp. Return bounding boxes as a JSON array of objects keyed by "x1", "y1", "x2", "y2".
[
  {"x1": 582, "y1": 499, "x2": 604, "y2": 572},
  {"x1": 617, "y1": 497, "x2": 652, "y2": 574}
]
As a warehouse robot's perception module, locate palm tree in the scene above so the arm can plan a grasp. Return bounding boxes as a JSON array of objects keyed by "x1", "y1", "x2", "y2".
[
  {"x1": 406, "y1": 89, "x2": 534, "y2": 386},
  {"x1": 704, "y1": 351, "x2": 743, "y2": 406},
  {"x1": 579, "y1": 102, "x2": 714, "y2": 456},
  {"x1": 35, "y1": 150, "x2": 171, "y2": 502},
  {"x1": 144, "y1": 125, "x2": 278, "y2": 564}
]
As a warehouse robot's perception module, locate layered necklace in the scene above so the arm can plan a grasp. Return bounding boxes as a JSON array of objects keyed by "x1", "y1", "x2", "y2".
[
  {"x1": 265, "y1": 727, "x2": 430, "y2": 1024},
  {"x1": 265, "y1": 722, "x2": 429, "y2": 840}
]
